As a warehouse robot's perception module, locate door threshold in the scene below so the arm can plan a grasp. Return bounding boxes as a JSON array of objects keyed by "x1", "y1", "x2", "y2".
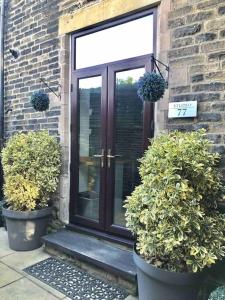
[{"x1": 66, "y1": 223, "x2": 134, "y2": 249}]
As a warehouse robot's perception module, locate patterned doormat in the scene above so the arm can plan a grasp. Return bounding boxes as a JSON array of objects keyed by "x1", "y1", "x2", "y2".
[{"x1": 23, "y1": 257, "x2": 128, "y2": 300}]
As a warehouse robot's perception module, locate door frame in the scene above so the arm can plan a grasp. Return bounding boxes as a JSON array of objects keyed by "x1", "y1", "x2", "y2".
[{"x1": 69, "y1": 7, "x2": 157, "y2": 241}]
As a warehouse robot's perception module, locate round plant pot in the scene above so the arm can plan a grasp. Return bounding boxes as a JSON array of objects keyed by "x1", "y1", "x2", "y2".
[
  {"x1": 133, "y1": 249, "x2": 204, "y2": 300},
  {"x1": 2, "y1": 205, "x2": 52, "y2": 251}
]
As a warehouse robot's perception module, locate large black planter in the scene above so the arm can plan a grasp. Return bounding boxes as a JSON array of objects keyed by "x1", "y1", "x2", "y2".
[
  {"x1": 2, "y1": 206, "x2": 52, "y2": 251},
  {"x1": 0, "y1": 200, "x2": 4, "y2": 227},
  {"x1": 134, "y1": 249, "x2": 204, "y2": 300}
]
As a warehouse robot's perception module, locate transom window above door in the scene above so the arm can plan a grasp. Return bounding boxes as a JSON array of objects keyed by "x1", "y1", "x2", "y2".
[{"x1": 75, "y1": 14, "x2": 154, "y2": 69}]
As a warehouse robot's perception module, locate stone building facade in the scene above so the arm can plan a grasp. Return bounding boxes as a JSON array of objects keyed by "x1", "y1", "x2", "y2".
[{"x1": 2, "y1": 0, "x2": 225, "y2": 225}]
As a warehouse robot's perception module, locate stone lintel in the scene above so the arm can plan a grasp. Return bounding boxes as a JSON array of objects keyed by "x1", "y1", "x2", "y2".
[{"x1": 59, "y1": 0, "x2": 161, "y2": 35}]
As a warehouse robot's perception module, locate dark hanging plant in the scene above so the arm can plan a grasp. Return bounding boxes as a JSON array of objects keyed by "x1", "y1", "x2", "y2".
[
  {"x1": 137, "y1": 72, "x2": 166, "y2": 102},
  {"x1": 31, "y1": 91, "x2": 50, "y2": 112}
]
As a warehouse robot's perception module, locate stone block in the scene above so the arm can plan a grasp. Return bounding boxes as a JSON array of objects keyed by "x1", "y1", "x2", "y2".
[
  {"x1": 171, "y1": 93, "x2": 221, "y2": 102},
  {"x1": 171, "y1": 93, "x2": 217, "y2": 102},
  {"x1": 192, "y1": 82, "x2": 225, "y2": 92},
  {"x1": 205, "y1": 71, "x2": 225, "y2": 80},
  {"x1": 186, "y1": 11, "x2": 213, "y2": 23},
  {"x1": 198, "y1": 112, "x2": 221, "y2": 122},
  {"x1": 208, "y1": 50, "x2": 225, "y2": 61},
  {"x1": 171, "y1": 85, "x2": 191, "y2": 95},
  {"x1": 169, "y1": 5, "x2": 192, "y2": 19},
  {"x1": 169, "y1": 45, "x2": 199, "y2": 58},
  {"x1": 195, "y1": 32, "x2": 217, "y2": 43},
  {"x1": 59, "y1": 0, "x2": 161, "y2": 35},
  {"x1": 168, "y1": 123, "x2": 209, "y2": 132},
  {"x1": 191, "y1": 74, "x2": 204, "y2": 83},
  {"x1": 159, "y1": 32, "x2": 171, "y2": 52},
  {"x1": 197, "y1": 0, "x2": 225, "y2": 9},
  {"x1": 220, "y1": 29, "x2": 225, "y2": 37},
  {"x1": 169, "y1": 54, "x2": 205, "y2": 66},
  {"x1": 219, "y1": 6, "x2": 225, "y2": 15},
  {"x1": 173, "y1": 24, "x2": 201, "y2": 38},
  {"x1": 59, "y1": 49, "x2": 69, "y2": 64},
  {"x1": 59, "y1": 196, "x2": 69, "y2": 224},
  {"x1": 211, "y1": 103, "x2": 225, "y2": 110},
  {"x1": 212, "y1": 145, "x2": 225, "y2": 154},
  {"x1": 206, "y1": 134, "x2": 222, "y2": 143},
  {"x1": 169, "y1": 65, "x2": 188, "y2": 87},
  {"x1": 206, "y1": 17, "x2": 225, "y2": 31},
  {"x1": 201, "y1": 41, "x2": 225, "y2": 53},
  {"x1": 172, "y1": 37, "x2": 193, "y2": 48},
  {"x1": 168, "y1": 17, "x2": 185, "y2": 28}
]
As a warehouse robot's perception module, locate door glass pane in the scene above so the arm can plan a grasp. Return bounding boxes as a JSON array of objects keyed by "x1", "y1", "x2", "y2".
[
  {"x1": 113, "y1": 68, "x2": 145, "y2": 227},
  {"x1": 78, "y1": 76, "x2": 102, "y2": 221},
  {"x1": 76, "y1": 15, "x2": 153, "y2": 69}
]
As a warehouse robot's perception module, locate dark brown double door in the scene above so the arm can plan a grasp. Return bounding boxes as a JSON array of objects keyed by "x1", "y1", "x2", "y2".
[{"x1": 70, "y1": 55, "x2": 153, "y2": 239}]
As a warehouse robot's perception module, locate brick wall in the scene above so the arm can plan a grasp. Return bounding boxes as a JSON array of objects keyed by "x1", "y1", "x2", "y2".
[
  {"x1": 167, "y1": 0, "x2": 225, "y2": 155},
  {"x1": 3, "y1": 0, "x2": 97, "y2": 139}
]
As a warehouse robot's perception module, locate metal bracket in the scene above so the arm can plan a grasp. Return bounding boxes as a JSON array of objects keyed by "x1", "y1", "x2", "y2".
[
  {"x1": 40, "y1": 78, "x2": 61, "y2": 99},
  {"x1": 151, "y1": 54, "x2": 169, "y2": 88}
]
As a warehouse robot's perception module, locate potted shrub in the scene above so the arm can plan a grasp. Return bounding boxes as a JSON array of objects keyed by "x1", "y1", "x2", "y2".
[
  {"x1": 124, "y1": 130, "x2": 225, "y2": 300},
  {"x1": 2, "y1": 131, "x2": 61, "y2": 251}
]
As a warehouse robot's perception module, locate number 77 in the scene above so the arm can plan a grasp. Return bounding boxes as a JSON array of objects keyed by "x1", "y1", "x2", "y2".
[{"x1": 177, "y1": 109, "x2": 187, "y2": 117}]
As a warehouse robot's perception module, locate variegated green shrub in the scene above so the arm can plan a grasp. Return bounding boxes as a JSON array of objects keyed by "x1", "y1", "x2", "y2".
[
  {"x1": 124, "y1": 130, "x2": 225, "y2": 273},
  {"x1": 2, "y1": 131, "x2": 61, "y2": 211}
]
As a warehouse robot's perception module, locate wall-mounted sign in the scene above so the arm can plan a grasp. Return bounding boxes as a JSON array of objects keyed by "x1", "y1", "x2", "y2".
[{"x1": 168, "y1": 101, "x2": 197, "y2": 118}]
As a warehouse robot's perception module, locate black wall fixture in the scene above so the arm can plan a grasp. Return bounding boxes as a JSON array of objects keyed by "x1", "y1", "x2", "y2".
[{"x1": 9, "y1": 49, "x2": 19, "y2": 59}]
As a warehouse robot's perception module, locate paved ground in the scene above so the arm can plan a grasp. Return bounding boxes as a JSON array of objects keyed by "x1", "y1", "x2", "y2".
[{"x1": 0, "y1": 227, "x2": 137, "y2": 300}]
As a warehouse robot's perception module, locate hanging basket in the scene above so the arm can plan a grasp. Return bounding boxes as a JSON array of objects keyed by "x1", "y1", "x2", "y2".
[
  {"x1": 137, "y1": 72, "x2": 166, "y2": 102},
  {"x1": 31, "y1": 91, "x2": 50, "y2": 112}
]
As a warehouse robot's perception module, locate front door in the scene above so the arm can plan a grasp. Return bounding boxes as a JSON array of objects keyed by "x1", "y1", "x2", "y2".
[
  {"x1": 70, "y1": 8, "x2": 156, "y2": 239},
  {"x1": 70, "y1": 55, "x2": 154, "y2": 238}
]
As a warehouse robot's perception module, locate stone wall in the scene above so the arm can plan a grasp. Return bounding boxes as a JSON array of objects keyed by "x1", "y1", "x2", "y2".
[
  {"x1": 3, "y1": 0, "x2": 97, "y2": 138},
  {"x1": 3, "y1": 0, "x2": 99, "y2": 221},
  {"x1": 3, "y1": 0, "x2": 225, "y2": 222},
  {"x1": 165, "y1": 0, "x2": 225, "y2": 156}
]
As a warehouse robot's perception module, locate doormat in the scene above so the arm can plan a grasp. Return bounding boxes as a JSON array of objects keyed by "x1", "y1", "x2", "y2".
[{"x1": 23, "y1": 257, "x2": 128, "y2": 300}]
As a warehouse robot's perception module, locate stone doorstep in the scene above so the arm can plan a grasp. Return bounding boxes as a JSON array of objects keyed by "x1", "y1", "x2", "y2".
[
  {"x1": 42, "y1": 229, "x2": 137, "y2": 295},
  {"x1": 0, "y1": 228, "x2": 137, "y2": 299}
]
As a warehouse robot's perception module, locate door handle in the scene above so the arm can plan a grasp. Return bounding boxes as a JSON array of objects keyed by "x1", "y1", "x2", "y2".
[
  {"x1": 107, "y1": 149, "x2": 121, "y2": 168},
  {"x1": 93, "y1": 149, "x2": 105, "y2": 168}
]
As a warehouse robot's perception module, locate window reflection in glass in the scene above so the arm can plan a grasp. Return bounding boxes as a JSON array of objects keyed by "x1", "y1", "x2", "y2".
[
  {"x1": 113, "y1": 68, "x2": 145, "y2": 227},
  {"x1": 78, "y1": 76, "x2": 102, "y2": 221}
]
